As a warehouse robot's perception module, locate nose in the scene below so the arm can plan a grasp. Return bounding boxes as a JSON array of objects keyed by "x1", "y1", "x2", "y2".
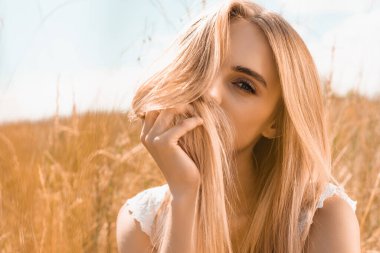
[{"x1": 205, "y1": 81, "x2": 223, "y2": 105}]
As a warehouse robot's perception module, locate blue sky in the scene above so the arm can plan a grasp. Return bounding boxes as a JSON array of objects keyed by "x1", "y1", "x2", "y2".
[{"x1": 0, "y1": 0, "x2": 380, "y2": 123}]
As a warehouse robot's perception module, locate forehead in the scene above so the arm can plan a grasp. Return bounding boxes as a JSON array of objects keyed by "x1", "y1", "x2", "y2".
[{"x1": 225, "y1": 19, "x2": 279, "y2": 89}]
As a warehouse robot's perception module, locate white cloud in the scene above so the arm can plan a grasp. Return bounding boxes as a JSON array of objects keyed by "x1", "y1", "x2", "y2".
[
  {"x1": 320, "y1": 10, "x2": 380, "y2": 97},
  {"x1": 0, "y1": 65, "x2": 145, "y2": 124},
  {"x1": 281, "y1": 6, "x2": 380, "y2": 97}
]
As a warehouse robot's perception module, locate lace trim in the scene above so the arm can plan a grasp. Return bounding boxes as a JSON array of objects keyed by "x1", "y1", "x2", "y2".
[
  {"x1": 125, "y1": 183, "x2": 357, "y2": 240},
  {"x1": 124, "y1": 184, "x2": 169, "y2": 238},
  {"x1": 298, "y1": 182, "x2": 357, "y2": 234},
  {"x1": 317, "y1": 183, "x2": 357, "y2": 212}
]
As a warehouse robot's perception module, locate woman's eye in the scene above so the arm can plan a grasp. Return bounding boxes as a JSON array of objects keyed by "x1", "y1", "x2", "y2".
[{"x1": 232, "y1": 79, "x2": 257, "y2": 94}]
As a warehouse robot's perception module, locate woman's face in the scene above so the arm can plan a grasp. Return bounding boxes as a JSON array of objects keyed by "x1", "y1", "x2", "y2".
[{"x1": 206, "y1": 18, "x2": 282, "y2": 153}]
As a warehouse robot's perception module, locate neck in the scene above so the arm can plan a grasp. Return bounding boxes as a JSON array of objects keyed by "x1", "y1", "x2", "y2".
[{"x1": 230, "y1": 144, "x2": 257, "y2": 218}]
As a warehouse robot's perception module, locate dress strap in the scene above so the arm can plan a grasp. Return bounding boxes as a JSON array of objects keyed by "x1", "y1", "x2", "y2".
[
  {"x1": 317, "y1": 182, "x2": 357, "y2": 212},
  {"x1": 298, "y1": 182, "x2": 357, "y2": 235}
]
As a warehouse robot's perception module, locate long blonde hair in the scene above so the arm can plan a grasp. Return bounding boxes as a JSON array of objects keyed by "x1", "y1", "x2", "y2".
[{"x1": 128, "y1": 0, "x2": 332, "y2": 252}]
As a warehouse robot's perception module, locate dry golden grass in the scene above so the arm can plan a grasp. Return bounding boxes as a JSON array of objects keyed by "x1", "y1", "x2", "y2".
[{"x1": 0, "y1": 91, "x2": 379, "y2": 252}]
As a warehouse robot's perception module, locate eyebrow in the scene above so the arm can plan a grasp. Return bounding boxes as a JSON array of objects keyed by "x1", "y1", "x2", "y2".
[{"x1": 231, "y1": 65, "x2": 268, "y2": 88}]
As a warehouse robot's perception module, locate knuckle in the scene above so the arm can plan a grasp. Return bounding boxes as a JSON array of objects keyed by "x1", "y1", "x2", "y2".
[
  {"x1": 151, "y1": 136, "x2": 165, "y2": 145},
  {"x1": 152, "y1": 136, "x2": 161, "y2": 145},
  {"x1": 186, "y1": 103, "x2": 195, "y2": 111},
  {"x1": 186, "y1": 104, "x2": 196, "y2": 114}
]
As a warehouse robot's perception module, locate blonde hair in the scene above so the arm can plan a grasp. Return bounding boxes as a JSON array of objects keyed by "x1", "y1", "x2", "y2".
[{"x1": 128, "y1": 0, "x2": 333, "y2": 252}]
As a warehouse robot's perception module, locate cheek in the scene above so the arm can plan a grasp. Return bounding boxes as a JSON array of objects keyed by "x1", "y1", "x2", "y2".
[{"x1": 230, "y1": 103, "x2": 267, "y2": 150}]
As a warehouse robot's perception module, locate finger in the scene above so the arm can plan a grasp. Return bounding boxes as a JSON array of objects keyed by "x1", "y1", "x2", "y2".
[
  {"x1": 141, "y1": 110, "x2": 160, "y2": 138},
  {"x1": 156, "y1": 116, "x2": 203, "y2": 145},
  {"x1": 150, "y1": 104, "x2": 197, "y2": 136}
]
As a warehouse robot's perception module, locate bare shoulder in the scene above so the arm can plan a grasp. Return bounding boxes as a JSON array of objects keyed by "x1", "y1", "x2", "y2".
[
  {"x1": 304, "y1": 195, "x2": 361, "y2": 253},
  {"x1": 116, "y1": 203, "x2": 156, "y2": 253}
]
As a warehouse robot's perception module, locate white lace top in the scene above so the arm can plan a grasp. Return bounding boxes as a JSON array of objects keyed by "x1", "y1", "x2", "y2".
[{"x1": 122, "y1": 182, "x2": 357, "y2": 242}]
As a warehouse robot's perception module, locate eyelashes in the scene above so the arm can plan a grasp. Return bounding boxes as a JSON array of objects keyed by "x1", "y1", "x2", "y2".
[{"x1": 232, "y1": 78, "x2": 257, "y2": 95}]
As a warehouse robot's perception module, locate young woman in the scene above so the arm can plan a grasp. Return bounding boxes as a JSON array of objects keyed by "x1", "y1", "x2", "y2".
[{"x1": 116, "y1": 0, "x2": 360, "y2": 252}]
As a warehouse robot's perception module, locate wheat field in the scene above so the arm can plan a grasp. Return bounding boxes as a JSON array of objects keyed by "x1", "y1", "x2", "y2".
[{"x1": 0, "y1": 91, "x2": 379, "y2": 252}]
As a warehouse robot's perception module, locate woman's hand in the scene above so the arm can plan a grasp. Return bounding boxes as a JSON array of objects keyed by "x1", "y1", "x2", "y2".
[{"x1": 140, "y1": 104, "x2": 204, "y2": 199}]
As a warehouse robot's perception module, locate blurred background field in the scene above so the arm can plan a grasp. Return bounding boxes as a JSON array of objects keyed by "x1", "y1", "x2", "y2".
[{"x1": 0, "y1": 89, "x2": 379, "y2": 252}]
